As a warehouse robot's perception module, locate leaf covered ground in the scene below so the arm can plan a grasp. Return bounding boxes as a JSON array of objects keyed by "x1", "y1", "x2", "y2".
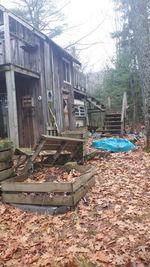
[{"x1": 0, "y1": 142, "x2": 150, "y2": 266}]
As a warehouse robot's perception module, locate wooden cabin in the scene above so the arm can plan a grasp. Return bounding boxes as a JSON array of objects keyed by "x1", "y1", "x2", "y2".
[{"x1": 0, "y1": 5, "x2": 90, "y2": 148}]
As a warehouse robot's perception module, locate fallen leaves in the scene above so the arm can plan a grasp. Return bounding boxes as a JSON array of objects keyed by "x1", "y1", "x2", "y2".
[
  {"x1": 0, "y1": 137, "x2": 150, "y2": 266},
  {"x1": 25, "y1": 167, "x2": 82, "y2": 183},
  {"x1": 97, "y1": 251, "x2": 110, "y2": 263}
]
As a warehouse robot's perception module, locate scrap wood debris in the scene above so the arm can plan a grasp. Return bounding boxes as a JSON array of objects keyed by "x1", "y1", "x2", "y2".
[{"x1": 0, "y1": 137, "x2": 150, "y2": 266}]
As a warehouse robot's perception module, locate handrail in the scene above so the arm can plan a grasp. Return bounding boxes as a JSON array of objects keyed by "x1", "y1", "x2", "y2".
[{"x1": 121, "y1": 92, "x2": 127, "y2": 135}]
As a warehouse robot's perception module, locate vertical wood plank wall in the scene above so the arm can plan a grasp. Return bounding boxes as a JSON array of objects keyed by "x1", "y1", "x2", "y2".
[{"x1": 0, "y1": 7, "x2": 80, "y2": 147}]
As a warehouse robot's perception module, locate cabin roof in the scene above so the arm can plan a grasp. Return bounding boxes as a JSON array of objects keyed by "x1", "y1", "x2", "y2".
[{"x1": 0, "y1": 4, "x2": 81, "y2": 65}]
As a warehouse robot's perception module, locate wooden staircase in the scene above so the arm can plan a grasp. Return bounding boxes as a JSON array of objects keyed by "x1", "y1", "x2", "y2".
[
  {"x1": 87, "y1": 95, "x2": 105, "y2": 112},
  {"x1": 102, "y1": 92, "x2": 128, "y2": 136},
  {"x1": 103, "y1": 113, "x2": 122, "y2": 135}
]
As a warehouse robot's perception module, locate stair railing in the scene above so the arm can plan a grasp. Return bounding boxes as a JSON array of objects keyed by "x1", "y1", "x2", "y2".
[{"x1": 121, "y1": 92, "x2": 127, "y2": 135}]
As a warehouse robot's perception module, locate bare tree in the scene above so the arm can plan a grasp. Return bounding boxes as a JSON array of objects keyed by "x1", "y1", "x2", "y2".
[{"x1": 10, "y1": 0, "x2": 70, "y2": 38}]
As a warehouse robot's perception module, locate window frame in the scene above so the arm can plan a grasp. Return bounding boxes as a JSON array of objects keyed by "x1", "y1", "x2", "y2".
[
  {"x1": 75, "y1": 105, "x2": 86, "y2": 117},
  {"x1": 62, "y1": 58, "x2": 71, "y2": 84}
]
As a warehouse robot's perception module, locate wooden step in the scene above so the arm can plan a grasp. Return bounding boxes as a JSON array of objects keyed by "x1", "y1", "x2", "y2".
[
  {"x1": 102, "y1": 129, "x2": 121, "y2": 132},
  {"x1": 105, "y1": 125, "x2": 121, "y2": 129},
  {"x1": 106, "y1": 113, "x2": 121, "y2": 117},
  {"x1": 106, "y1": 119, "x2": 121, "y2": 122},
  {"x1": 105, "y1": 120, "x2": 121, "y2": 125},
  {"x1": 105, "y1": 123, "x2": 121, "y2": 126}
]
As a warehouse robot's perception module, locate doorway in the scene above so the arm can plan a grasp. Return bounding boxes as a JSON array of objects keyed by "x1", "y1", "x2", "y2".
[{"x1": 15, "y1": 73, "x2": 41, "y2": 148}]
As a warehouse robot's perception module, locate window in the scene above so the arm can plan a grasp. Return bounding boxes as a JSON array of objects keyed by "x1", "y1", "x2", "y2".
[
  {"x1": 75, "y1": 106, "x2": 85, "y2": 117},
  {"x1": 63, "y1": 60, "x2": 71, "y2": 83}
]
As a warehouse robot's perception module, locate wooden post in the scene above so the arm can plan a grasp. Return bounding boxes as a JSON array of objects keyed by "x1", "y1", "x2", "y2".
[
  {"x1": 121, "y1": 92, "x2": 127, "y2": 136},
  {"x1": 3, "y1": 11, "x2": 19, "y2": 146},
  {"x1": 5, "y1": 69, "x2": 19, "y2": 147},
  {"x1": 3, "y1": 10, "x2": 11, "y2": 63},
  {"x1": 107, "y1": 96, "x2": 111, "y2": 110}
]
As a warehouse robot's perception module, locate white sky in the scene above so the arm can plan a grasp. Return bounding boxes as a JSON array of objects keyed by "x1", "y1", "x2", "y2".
[
  {"x1": 0, "y1": 0, "x2": 116, "y2": 71},
  {"x1": 55, "y1": 0, "x2": 116, "y2": 71}
]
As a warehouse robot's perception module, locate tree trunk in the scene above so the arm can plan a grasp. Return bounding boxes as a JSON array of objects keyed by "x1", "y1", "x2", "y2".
[{"x1": 129, "y1": 0, "x2": 150, "y2": 149}]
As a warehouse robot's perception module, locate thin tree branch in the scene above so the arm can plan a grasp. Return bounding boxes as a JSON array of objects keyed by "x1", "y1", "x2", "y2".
[{"x1": 64, "y1": 16, "x2": 107, "y2": 49}]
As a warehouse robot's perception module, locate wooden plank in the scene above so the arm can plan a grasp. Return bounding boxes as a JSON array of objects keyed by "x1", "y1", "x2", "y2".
[
  {"x1": 5, "y1": 69, "x2": 19, "y2": 147},
  {"x1": 42, "y1": 144, "x2": 79, "y2": 150},
  {"x1": 0, "y1": 147, "x2": 12, "y2": 152},
  {"x1": 2, "y1": 181, "x2": 72, "y2": 193},
  {"x1": 0, "y1": 150, "x2": 12, "y2": 162},
  {"x1": 2, "y1": 193, "x2": 73, "y2": 206},
  {"x1": 13, "y1": 65, "x2": 40, "y2": 79},
  {"x1": 1, "y1": 174, "x2": 27, "y2": 183},
  {"x1": 42, "y1": 135, "x2": 85, "y2": 143},
  {"x1": 3, "y1": 11, "x2": 11, "y2": 63},
  {"x1": 0, "y1": 168, "x2": 13, "y2": 181},
  {"x1": 51, "y1": 141, "x2": 67, "y2": 164},
  {"x1": 8, "y1": 12, "x2": 45, "y2": 40},
  {"x1": 15, "y1": 148, "x2": 33, "y2": 156},
  {"x1": 74, "y1": 176, "x2": 95, "y2": 205},
  {"x1": 23, "y1": 139, "x2": 46, "y2": 173},
  {"x1": 0, "y1": 162, "x2": 12, "y2": 172},
  {"x1": 73, "y1": 167, "x2": 95, "y2": 192}
]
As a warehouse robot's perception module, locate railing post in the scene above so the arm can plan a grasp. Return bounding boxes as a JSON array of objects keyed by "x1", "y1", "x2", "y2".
[{"x1": 121, "y1": 92, "x2": 127, "y2": 136}]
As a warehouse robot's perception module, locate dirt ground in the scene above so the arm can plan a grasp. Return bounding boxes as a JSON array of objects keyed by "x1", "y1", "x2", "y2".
[{"x1": 0, "y1": 138, "x2": 150, "y2": 266}]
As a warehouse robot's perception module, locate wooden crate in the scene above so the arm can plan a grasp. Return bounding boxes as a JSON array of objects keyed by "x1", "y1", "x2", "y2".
[
  {"x1": 0, "y1": 148, "x2": 13, "y2": 182},
  {"x1": 1, "y1": 166, "x2": 95, "y2": 207}
]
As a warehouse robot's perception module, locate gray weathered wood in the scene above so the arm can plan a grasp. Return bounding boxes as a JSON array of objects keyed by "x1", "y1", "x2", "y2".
[
  {"x1": 0, "y1": 168, "x2": 13, "y2": 181},
  {"x1": 3, "y1": 11, "x2": 11, "y2": 63},
  {"x1": 51, "y1": 141, "x2": 67, "y2": 164},
  {"x1": 42, "y1": 135, "x2": 85, "y2": 143},
  {"x1": 23, "y1": 138, "x2": 46, "y2": 172},
  {"x1": 73, "y1": 167, "x2": 95, "y2": 192},
  {"x1": 0, "y1": 149, "x2": 12, "y2": 162},
  {"x1": 2, "y1": 166, "x2": 95, "y2": 206},
  {"x1": 2, "y1": 181, "x2": 72, "y2": 193},
  {"x1": 2, "y1": 193, "x2": 73, "y2": 206},
  {"x1": 5, "y1": 69, "x2": 19, "y2": 147},
  {"x1": 74, "y1": 176, "x2": 95, "y2": 205},
  {"x1": 0, "y1": 162, "x2": 12, "y2": 172}
]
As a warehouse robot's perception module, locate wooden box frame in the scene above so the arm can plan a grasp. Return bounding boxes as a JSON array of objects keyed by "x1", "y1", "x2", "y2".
[
  {"x1": 0, "y1": 148, "x2": 13, "y2": 182},
  {"x1": 1, "y1": 166, "x2": 95, "y2": 207}
]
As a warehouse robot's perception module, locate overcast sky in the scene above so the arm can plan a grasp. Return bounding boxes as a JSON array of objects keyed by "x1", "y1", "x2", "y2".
[{"x1": 0, "y1": 0, "x2": 116, "y2": 71}]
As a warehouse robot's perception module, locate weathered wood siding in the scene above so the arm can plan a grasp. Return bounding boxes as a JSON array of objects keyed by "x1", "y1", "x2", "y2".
[
  {"x1": 0, "y1": 6, "x2": 81, "y2": 147},
  {"x1": 51, "y1": 49, "x2": 63, "y2": 132},
  {"x1": 52, "y1": 47, "x2": 76, "y2": 132},
  {"x1": 9, "y1": 17, "x2": 42, "y2": 72}
]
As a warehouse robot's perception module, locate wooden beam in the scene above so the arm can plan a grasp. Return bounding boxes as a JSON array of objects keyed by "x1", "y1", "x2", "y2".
[
  {"x1": 2, "y1": 193, "x2": 73, "y2": 206},
  {"x1": 51, "y1": 141, "x2": 67, "y2": 164},
  {"x1": 88, "y1": 109, "x2": 102, "y2": 113},
  {"x1": 12, "y1": 65, "x2": 40, "y2": 79},
  {"x1": 8, "y1": 12, "x2": 45, "y2": 40},
  {"x1": 5, "y1": 69, "x2": 19, "y2": 147},
  {"x1": 0, "y1": 168, "x2": 13, "y2": 181},
  {"x1": 2, "y1": 180, "x2": 72, "y2": 193},
  {"x1": 3, "y1": 10, "x2": 11, "y2": 63},
  {"x1": 0, "y1": 64, "x2": 40, "y2": 78},
  {"x1": 23, "y1": 138, "x2": 46, "y2": 173},
  {"x1": 0, "y1": 64, "x2": 10, "y2": 72}
]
